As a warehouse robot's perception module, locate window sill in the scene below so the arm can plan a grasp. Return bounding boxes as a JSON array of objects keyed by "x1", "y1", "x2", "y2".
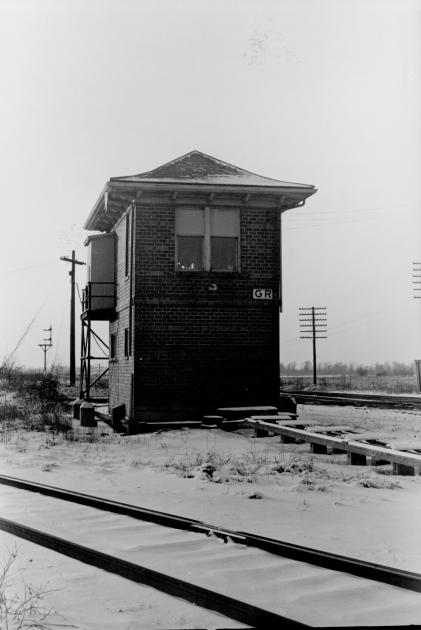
[{"x1": 175, "y1": 270, "x2": 241, "y2": 275}]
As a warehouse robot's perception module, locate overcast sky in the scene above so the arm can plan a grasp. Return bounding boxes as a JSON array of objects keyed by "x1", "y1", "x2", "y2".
[{"x1": 0, "y1": 0, "x2": 420, "y2": 370}]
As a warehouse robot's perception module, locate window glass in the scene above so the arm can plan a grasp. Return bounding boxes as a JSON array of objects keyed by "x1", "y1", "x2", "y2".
[
  {"x1": 124, "y1": 328, "x2": 130, "y2": 357},
  {"x1": 211, "y1": 209, "x2": 239, "y2": 236},
  {"x1": 211, "y1": 237, "x2": 238, "y2": 271},
  {"x1": 177, "y1": 236, "x2": 204, "y2": 271},
  {"x1": 110, "y1": 333, "x2": 116, "y2": 358},
  {"x1": 175, "y1": 209, "x2": 205, "y2": 235}
]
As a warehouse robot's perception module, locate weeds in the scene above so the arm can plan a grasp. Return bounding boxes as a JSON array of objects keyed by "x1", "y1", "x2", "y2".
[
  {"x1": 0, "y1": 547, "x2": 55, "y2": 629},
  {"x1": 273, "y1": 458, "x2": 314, "y2": 474},
  {"x1": 0, "y1": 404, "x2": 28, "y2": 423},
  {"x1": 360, "y1": 476, "x2": 402, "y2": 490},
  {"x1": 0, "y1": 367, "x2": 72, "y2": 440},
  {"x1": 163, "y1": 445, "x2": 320, "y2": 485},
  {"x1": 281, "y1": 374, "x2": 417, "y2": 394}
]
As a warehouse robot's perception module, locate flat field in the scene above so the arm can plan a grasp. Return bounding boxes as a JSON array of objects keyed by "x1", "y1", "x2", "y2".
[{"x1": 281, "y1": 374, "x2": 417, "y2": 393}]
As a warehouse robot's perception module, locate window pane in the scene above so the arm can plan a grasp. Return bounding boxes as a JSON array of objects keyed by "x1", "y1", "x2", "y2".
[
  {"x1": 124, "y1": 328, "x2": 130, "y2": 357},
  {"x1": 177, "y1": 236, "x2": 204, "y2": 271},
  {"x1": 211, "y1": 209, "x2": 239, "y2": 236},
  {"x1": 110, "y1": 334, "x2": 116, "y2": 358},
  {"x1": 211, "y1": 237, "x2": 238, "y2": 271},
  {"x1": 175, "y1": 209, "x2": 205, "y2": 235}
]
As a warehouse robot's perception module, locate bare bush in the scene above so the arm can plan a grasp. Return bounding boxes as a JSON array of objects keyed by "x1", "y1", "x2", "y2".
[{"x1": 0, "y1": 547, "x2": 55, "y2": 629}]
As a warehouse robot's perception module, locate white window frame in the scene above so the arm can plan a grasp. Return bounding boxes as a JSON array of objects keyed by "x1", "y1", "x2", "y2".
[{"x1": 175, "y1": 207, "x2": 240, "y2": 272}]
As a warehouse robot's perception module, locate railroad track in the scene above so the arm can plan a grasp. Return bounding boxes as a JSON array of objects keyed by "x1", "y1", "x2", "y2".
[
  {"x1": 282, "y1": 390, "x2": 421, "y2": 410},
  {"x1": 0, "y1": 475, "x2": 420, "y2": 628}
]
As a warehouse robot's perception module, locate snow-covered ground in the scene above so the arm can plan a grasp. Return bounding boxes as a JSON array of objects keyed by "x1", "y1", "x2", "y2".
[{"x1": 0, "y1": 404, "x2": 421, "y2": 628}]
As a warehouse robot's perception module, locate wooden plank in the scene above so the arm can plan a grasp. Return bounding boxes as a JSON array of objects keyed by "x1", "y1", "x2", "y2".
[
  {"x1": 219, "y1": 406, "x2": 278, "y2": 414},
  {"x1": 343, "y1": 432, "x2": 395, "y2": 442},
  {"x1": 244, "y1": 420, "x2": 346, "y2": 448},
  {"x1": 249, "y1": 414, "x2": 300, "y2": 422},
  {"x1": 346, "y1": 441, "x2": 421, "y2": 466},
  {"x1": 244, "y1": 420, "x2": 421, "y2": 471},
  {"x1": 219, "y1": 406, "x2": 279, "y2": 421},
  {"x1": 307, "y1": 425, "x2": 357, "y2": 433},
  {"x1": 386, "y1": 440, "x2": 421, "y2": 451}
]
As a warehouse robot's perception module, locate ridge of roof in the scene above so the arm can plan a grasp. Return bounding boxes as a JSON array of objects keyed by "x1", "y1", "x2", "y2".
[{"x1": 109, "y1": 150, "x2": 314, "y2": 189}]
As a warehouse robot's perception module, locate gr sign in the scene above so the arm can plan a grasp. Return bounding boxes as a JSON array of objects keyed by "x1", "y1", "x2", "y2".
[{"x1": 253, "y1": 288, "x2": 273, "y2": 300}]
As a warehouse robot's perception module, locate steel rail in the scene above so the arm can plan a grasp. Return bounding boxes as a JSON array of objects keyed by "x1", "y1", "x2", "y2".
[
  {"x1": 0, "y1": 474, "x2": 420, "y2": 593},
  {"x1": 0, "y1": 516, "x2": 304, "y2": 629},
  {"x1": 286, "y1": 390, "x2": 419, "y2": 404},
  {"x1": 283, "y1": 390, "x2": 421, "y2": 409}
]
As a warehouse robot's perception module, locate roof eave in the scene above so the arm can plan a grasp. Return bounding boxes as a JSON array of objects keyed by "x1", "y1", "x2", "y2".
[
  {"x1": 108, "y1": 179, "x2": 316, "y2": 195},
  {"x1": 84, "y1": 179, "x2": 317, "y2": 232},
  {"x1": 83, "y1": 183, "x2": 110, "y2": 231}
]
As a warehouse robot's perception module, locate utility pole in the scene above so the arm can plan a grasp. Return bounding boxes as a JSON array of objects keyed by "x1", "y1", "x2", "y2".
[
  {"x1": 299, "y1": 307, "x2": 328, "y2": 385},
  {"x1": 413, "y1": 263, "x2": 421, "y2": 391},
  {"x1": 413, "y1": 262, "x2": 421, "y2": 298},
  {"x1": 60, "y1": 250, "x2": 86, "y2": 386},
  {"x1": 38, "y1": 325, "x2": 53, "y2": 373}
]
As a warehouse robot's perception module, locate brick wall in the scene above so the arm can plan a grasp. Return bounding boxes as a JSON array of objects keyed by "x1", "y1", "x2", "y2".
[
  {"x1": 108, "y1": 209, "x2": 134, "y2": 415},
  {"x1": 132, "y1": 205, "x2": 281, "y2": 420}
]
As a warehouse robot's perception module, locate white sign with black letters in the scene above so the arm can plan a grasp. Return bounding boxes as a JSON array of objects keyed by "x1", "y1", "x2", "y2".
[{"x1": 253, "y1": 288, "x2": 273, "y2": 300}]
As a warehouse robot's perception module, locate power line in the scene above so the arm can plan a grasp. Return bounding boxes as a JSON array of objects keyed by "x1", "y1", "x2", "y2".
[
  {"x1": 0, "y1": 262, "x2": 58, "y2": 276},
  {"x1": 283, "y1": 215, "x2": 395, "y2": 232},
  {"x1": 280, "y1": 303, "x2": 403, "y2": 349},
  {"x1": 1, "y1": 306, "x2": 44, "y2": 372},
  {"x1": 51, "y1": 299, "x2": 66, "y2": 369},
  {"x1": 283, "y1": 202, "x2": 411, "y2": 218},
  {"x1": 76, "y1": 282, "x2": 83, "y2": 305}
]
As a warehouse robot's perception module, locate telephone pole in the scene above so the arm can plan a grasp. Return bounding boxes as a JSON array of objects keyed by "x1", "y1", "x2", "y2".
[
  {"x1": 413, "y1": 263, "x2": 421, "y2": 391},
  {"x1": 413, "y1": 262, "x2": 421, "y2": 298},
  {"x1": 299, "y1": 307, "x2": 328, "y2": 385},
  {"x1": 60, "y1": 250, "x2": 86, "y2": 386},
  {"x1": 38, "y1": 325, "x2": 53, "y2": 373}
]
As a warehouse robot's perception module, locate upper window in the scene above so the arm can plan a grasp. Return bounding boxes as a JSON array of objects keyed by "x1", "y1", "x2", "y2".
[{"x1": 176, "y1": 208, "x2": 239, "y2": 272}]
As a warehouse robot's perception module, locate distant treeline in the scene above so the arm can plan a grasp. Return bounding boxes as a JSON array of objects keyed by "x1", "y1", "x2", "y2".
[{"x1": 280, "y1": 361, "x2": 415, "y2": 377}]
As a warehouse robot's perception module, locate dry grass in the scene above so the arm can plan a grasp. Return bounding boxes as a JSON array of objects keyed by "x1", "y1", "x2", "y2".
[
  {"x1": 0, "y1": 547, "x2": 56, "y2": 630},
  {"x1": 281, "y1": 374, "x2": 417, "y2": 394}
]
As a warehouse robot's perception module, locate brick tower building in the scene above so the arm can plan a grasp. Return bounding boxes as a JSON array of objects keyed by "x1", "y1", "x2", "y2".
[{"x1": 81, "y1": 151, "x2": 316, "y2": 428}]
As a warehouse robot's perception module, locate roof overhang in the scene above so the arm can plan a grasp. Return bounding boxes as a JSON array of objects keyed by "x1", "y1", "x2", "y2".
[{"x1": 84, "y1": 179, "x2": 317, "y2": 232}]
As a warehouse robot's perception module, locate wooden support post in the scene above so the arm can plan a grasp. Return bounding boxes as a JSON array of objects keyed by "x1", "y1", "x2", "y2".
[
  {"x1": 255, "y1": 426, "x2": 268, "y2": 438},
  {"x1": 311, "y1": 443, "x2": 328, "y2": 454},
  {"x1": 393, "y1": 462, "x2": 418, "y2": 476},
  {"x1": 370, "y1": 457, "x2": 390, "y2": 466},
  {"x1": 347, "y1": 452, "x2": 367, "y2": 466},
  {"x1": 280, "y1": 434, "x2": 296, "y2": 444}
]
